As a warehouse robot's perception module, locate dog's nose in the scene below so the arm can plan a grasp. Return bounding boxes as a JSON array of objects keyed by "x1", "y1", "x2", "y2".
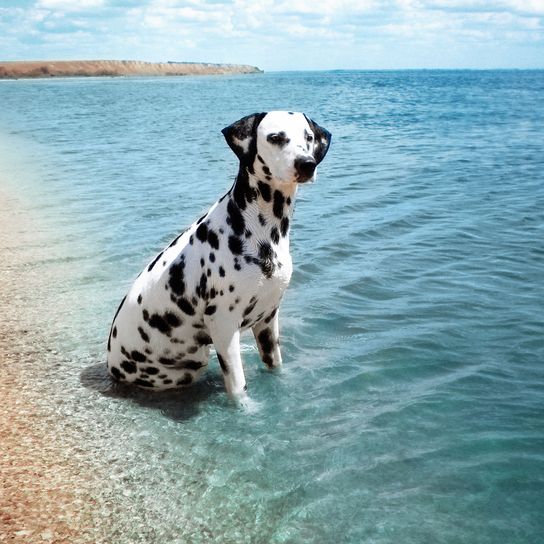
[{"x1": 295, "y1": 157, "x2": 317, "y2": 179}]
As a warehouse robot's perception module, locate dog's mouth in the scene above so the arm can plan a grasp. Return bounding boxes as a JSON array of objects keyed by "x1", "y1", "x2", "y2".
[{"x1": 296, "y1": 174, "x2": 315, "y2": 184}]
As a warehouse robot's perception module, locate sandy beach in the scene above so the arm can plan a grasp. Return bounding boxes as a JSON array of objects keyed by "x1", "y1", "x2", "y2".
[
  {"x1": 0, "y1": 60, "x2": 262, "y2": 79},
  {"x1": 0, "y1": 189, "x2": 107, "y2": 543}
]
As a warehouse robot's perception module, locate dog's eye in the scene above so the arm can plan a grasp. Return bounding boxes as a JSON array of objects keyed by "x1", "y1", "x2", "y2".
[
  {"x1": 306, "y1": 133, "x2": 314, "y2": 143},
  {"x1": 267, "y1": 133, "x2": 288, "y2": 145}
]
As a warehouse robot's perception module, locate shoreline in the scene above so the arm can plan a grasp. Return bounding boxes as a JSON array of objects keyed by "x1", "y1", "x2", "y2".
[
  {"x1": 0, "y1": 60, "x2": 262, "y2": 79},
  {"x1": 0, "y1": 188, "x2": 106, "y2": 542}
]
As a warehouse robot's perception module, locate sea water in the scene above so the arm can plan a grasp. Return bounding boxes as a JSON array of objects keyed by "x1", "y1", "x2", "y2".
[{"x1": 1, "y1": 71, "x2": 543, "y2": 543}]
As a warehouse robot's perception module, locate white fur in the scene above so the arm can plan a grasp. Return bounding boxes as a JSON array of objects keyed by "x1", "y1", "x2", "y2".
[{"x1": 106, "y1": 111, "x2": 330, "y2": 400}]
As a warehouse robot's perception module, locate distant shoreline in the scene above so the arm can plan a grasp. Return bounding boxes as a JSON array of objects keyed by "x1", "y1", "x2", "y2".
[{"x1": 0, "y1": 60, "x2": 263, "y2": 79}]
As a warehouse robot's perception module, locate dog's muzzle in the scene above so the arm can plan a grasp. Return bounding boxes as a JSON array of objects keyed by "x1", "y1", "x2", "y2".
[{"x1": 294, "y1": 157, "x2": 317, "y2": 182}]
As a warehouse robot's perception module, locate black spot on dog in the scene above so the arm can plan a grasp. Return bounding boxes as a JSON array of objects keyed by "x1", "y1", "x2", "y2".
[
  {"x1": 280, "y1": 217, "x2": 290, "y2": 237},
  {"x1": 177, "y1": 373, "x2": 193, "y2": 386},
  {"x1": 245, "y1": 229, "x2": 252, "y2": 239},
  {"x1": 257, "y1": 154, "x2": 265, "y2": 164},
  {"x1": 259, "y1": 241, "x2": 275, "y2": 278},
  {"x1": 232, "y1": 170, "x2": 250, "y2": 210},
  {"x1": 196, "y1": 223, "x2": 208, "y2": 243},
  {"x1": 196, "y1": 214, "x2": 207, "y2": 225},
  {"x1": 234, "y1": 259, "x2": 242, "y2": 271},
  {"x1": 258, "y1": 181, "x2": 272, "y2": 202},
  {"x1": 258, "y1": 328, "x2": 274, "y2": 351},
  {"x1": 219, "y1": 266, "x2": 226, "y2": 277},
  {"x1": 138, "y1": 326, "x2": 150, "y2": 343},
  {"x1": 197, "y1": 273, "x2": 208, "y2": 299},
  {"x1": 244, "y1": 298, "x2": 258, "y2": 317},
  {"x1": 227, "y1": 199, "x2": 245, "y2": 236},
  {"x1": 120, "y1": 360, "x2": 137, "y2": 374},
  {"x1": 169, "y1": 258, "x2": 186, "y2": 296},
  {"x1": 228, "y1": 235, "x2": 244, "y2": 255},
  {"x1": 258, "y1": 213, "x2": 267, "y2": 227},
  {"x1": 145, "y1": 366, "x2": 160, "y2": 375},
  {"x1": 263, "y1": 354, "x2": 273, "y2": 367},
  {"x1": 134, "y1": 378, "x2": 154, "y2": 388},
  {"x1": 165, "y1": 312, "x2": 182, "y2": 328},
  {"x1": 262, "y1": 165, "x2": 271, "y2": 176},
  {"x1": 137, "y1": 294, "x2": 143, "y2": 305},
  {"x1": 108, "y1": 295, "x2": 127, "y2": 349},
  {"x1": 159, "y1": 357, "x2": 176, "y2": 366},
  {"x1": 112, "y1": 326, "x2": 117, "y2": 338},
  {"x1": 270, "y1": 226, "x2": 280, "y2": 245},
  {"x1": 182, "y1": 360, "x2": 205, "y2": 370},
  {"x1": 264, "y1": 308, "x2": 277, "y2": 324},
  {"x1": 168, "y1": 232, "x2": 183, "y2": 248},
  {"x1": 241, "y1": 318, "x2": 252, "y2": 328},
  {"x1": 208, "y1": 229, "x2": 220, "y2": 250},
  {"x1": 131, "y1": 350, "x2": 147, "y2": 362},
  {"x1": 147, "y1": 251, "x2": 164, "y2": 272},
  {"x1": 148, "y1": 314, "x2": 171, "y2": 335},
  {"x1": 258, "y1": 328, "x2": 275, "y2": 367},
  {"x1": 187, "y1": 345, "x2": 198, "y2": 354},
  {"x1": 286, "y1": 197, "x2": 292, "y2": 206},
  {"x1": 209, "y1": 252, "x2": 216, "y2": 263},
  {"x1": 229, "y1": 284, "x2": 235, "y2": 292},
  {"x1": 273, "y1": 190, "x2": 285, "y2": 219},
  {"x1": 200, "y1": 258, "x2": 205, "y2": 267},
  {"x1": 175, "y1": 297, "x2": 196, "y2": 316},
  {"x1": 217, "y1": 353, "x2": 228, "y2": 374},
  {"x1": 110, "y1": 366, "x2": 122, "y2": 380},
  {"x1": 194, "y1": 331, "x2": 212, "y2": 345},
  {"x1": 163, "y1": 379, "x2": 173, "y2": 385},
  {"x1": 189, "y1": 235, "x2": 194, "y2": 245},
  {"x1": 204, "y1": 305, "x2": 217, "y2": 316}
]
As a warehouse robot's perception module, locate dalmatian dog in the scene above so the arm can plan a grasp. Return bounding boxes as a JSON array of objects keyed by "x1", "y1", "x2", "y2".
[{"x1": 106, "y1": 111, "x2": 331, "y2": 399}]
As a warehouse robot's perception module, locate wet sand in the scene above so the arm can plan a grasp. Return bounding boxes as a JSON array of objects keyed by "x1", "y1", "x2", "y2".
[
  {"x1": 0, "y1": 60, "x2": 262, "y2": 79},
  {"x1": 0, "y1": 190, "x2": 105, "y2": 543}
]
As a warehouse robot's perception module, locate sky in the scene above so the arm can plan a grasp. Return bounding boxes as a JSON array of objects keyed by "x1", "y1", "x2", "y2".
[{"x1": 0, "y1": 0, "x2": 543, "y2": 71}]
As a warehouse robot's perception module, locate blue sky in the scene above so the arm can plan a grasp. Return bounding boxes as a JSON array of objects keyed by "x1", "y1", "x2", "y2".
[{"x1": 1, "y1": 0, "x2": 543, "y2": 70}]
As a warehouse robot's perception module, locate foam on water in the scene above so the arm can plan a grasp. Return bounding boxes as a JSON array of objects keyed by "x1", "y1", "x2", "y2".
[{"x1": 1, "y1": 71, "x2": 543, "y2": 543}]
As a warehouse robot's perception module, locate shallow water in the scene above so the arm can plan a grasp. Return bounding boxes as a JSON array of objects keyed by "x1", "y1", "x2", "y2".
[{"x1": 1, "y1": 71, "x2": 543, "y2": 543}]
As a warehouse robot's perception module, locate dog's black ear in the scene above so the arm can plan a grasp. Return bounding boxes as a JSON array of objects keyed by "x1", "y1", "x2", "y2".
[
  {"x1": 222, "y1": 112, "x2": 267, "y2": 162},
  {"x1": 304, "y1": 115, "x2": 331, "y2": 165}
]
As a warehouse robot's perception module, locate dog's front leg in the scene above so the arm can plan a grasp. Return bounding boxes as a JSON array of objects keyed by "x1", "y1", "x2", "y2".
[
  {"x1": 253, "y1": 310, "x2": 283, "y2": 369},
  {"x1": 209, "y1": 324, "x2": 247, "y2": 397}
]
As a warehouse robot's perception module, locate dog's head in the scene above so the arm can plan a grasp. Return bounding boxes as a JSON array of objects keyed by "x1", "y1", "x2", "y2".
[{"x1": 222, "y1": 111, "x2": 331, "y2": 184}]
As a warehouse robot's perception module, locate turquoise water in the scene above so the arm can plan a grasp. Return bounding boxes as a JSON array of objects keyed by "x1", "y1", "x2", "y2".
[{"x1": 1, "y1": 71, "x2": 543, "y2": 543}]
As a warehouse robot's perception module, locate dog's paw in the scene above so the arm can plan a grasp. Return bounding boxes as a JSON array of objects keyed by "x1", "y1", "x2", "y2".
[{"x1": 233, "y1": 393, "x2": 262, "y2": 414}]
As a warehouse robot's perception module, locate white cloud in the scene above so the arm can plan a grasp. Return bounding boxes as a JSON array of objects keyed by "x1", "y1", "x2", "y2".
[
  {"x1": 36, "y1": 0, "x2": 104, "y2": 10},
  {"x1": 0, "y1": 0, "x2": 542, "y2": 68}
]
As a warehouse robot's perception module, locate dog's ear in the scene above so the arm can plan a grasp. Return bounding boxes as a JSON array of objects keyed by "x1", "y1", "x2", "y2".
[
  {"x1": 304, "y1": 115, "x2": 331, "y2": 165},
  {"x1": 222, "y1": 112, "x2": 267, "y2": 162}
]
